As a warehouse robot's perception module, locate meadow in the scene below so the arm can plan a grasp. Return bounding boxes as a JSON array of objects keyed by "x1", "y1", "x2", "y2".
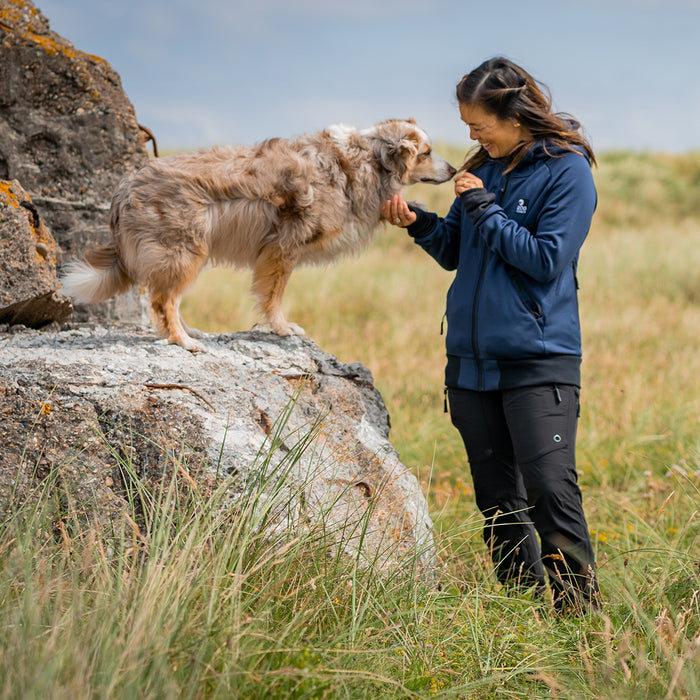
[{"x1": 1, "y1": 149, "x2": 699, "y2": 698}]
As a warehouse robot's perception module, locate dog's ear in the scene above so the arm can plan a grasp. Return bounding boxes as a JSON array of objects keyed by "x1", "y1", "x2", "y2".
[
  {"x1": 379, "y1": 136, "x2": 418, "y2": 171},
  {"x1": 398, "y1": 137, "x2": 419, "y2": 160}
]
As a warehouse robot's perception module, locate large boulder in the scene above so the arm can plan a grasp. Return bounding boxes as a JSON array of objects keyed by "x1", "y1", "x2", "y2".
[
  {"x1": 0, "y1": 0, "x2": 149, "y2": 322},
  {"x1": 0, "y1": 325, "x2": 435, "y2": 569},
  {"x1": 0, "y1": 178, "x2": 72, "y2": 326}
]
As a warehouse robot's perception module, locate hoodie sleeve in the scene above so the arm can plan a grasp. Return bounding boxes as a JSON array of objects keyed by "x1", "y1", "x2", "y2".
[
  {"x1": 405, "y1": 197, "x2": 464, "y2": 271},
  {"x1": 468, "y1": 152, "x2": 597, "y2": 283}
]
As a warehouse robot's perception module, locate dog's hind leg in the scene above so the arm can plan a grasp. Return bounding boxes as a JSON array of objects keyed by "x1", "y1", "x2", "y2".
[
  {"x1": 148, "y1": 258, "x2": 208, "y2": 352},
  {"x1": 251, "y1": 246, "x2": 304, "y2": 336}
]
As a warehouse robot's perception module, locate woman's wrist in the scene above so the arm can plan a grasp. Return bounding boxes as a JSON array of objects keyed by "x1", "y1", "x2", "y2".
[
  {"x1": 460, "y1": 188, "x2": 496, "y2": 224},
  {"x1": 406, "y1": 205, "x2": 437, "y2": 238}
]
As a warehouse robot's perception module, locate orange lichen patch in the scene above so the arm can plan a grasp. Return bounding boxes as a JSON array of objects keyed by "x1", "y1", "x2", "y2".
[
  {"x1": 9, "y1": 0, "x2": 38, "y2": 15},
  {"x1": 0, "y1": 7, "x2": 20, "y2": 24},
  {"x1": 22, "y1": 30, "x2": 76, "y2": 58},
  {"x1": 0, "y1": 182, "x2": 20, "y2": 207},
  {"x1": 1, "y1": 0, "x2": 39, "y2": 26}
]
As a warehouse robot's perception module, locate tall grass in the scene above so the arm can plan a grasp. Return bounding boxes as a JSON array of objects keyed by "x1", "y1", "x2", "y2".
[
  {"x1": 0, "y1": 403, "x2": 440, "y2": 698},
  {"x1": 2, "y1": 151, "x2": 699, "y2": 697}
]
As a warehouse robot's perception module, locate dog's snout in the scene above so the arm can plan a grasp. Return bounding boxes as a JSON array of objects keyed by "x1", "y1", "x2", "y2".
[{"x1": 422, "y1": 156, "x2": 457, "y2": 184}]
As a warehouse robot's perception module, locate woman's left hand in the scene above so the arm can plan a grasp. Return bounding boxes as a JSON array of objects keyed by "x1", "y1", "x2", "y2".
[
  {"x1": 455, "y1": 173, "x2": 484, "y2": 196},
  {"x1": 381, "y1": 194, "x2": 416, "y2": 228}
]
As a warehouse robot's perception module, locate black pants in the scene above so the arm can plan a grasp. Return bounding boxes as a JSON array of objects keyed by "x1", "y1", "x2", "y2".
[{"x1": 448, "y1": 384, "x2": 599, "y2": 610}]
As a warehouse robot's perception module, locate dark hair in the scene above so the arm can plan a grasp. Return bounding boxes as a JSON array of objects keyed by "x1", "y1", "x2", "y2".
[{"x1": 456, "y1": 56, "x2": 596, "y2": 172}]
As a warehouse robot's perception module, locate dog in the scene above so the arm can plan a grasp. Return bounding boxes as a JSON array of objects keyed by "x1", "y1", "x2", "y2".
[{"x1": 61, "y1": 119, "x2": 456, "y2": 351}]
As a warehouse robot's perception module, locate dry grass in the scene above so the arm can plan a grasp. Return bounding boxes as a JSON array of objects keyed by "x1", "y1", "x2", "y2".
[{"x1": 2, "y1": 150, "x2": 699, "y2": 698}]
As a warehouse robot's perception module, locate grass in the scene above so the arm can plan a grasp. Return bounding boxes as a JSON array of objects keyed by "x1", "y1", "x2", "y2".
[{"x1": 2, "y1": 150, "x2": 700, "y2": 698}]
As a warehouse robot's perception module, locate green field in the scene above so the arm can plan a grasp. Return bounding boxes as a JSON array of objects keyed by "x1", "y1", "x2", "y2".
[{"x1": 2, "y1": 150, "x2": 699, "y2": 698}]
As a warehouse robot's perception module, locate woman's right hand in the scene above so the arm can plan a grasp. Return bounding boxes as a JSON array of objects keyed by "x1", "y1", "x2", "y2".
[
  {"x1": 454, "y1": 173, "x2": 484, "y2": 196},
  {"x1": 381, "y1": 194, "x2": 417, "y2": 228}
]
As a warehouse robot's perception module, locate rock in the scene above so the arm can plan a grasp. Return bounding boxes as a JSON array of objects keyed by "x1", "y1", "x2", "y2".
[
  {"x1": 0, "y1": 178, "x2": 72, "y2": 326},
  {"x1": 0, "y1": 325, "x2": 435, "y2": 570},
  {"x1": 0, "y1": 0, "x2": 149, "y2": 322}
]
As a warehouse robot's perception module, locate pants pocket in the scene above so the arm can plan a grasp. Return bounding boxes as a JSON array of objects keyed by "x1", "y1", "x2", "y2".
[{"x1": 502, "y1": 384, "x2": 578, "y2": 464}]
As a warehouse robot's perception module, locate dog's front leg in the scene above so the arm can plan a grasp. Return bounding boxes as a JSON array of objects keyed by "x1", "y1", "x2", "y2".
[
  {"x1": 150, "y1": 292, "x2": 206, "y2": 352},
  {"x1": 251, "y1": 246, "x2": 305, "y2": 336}
]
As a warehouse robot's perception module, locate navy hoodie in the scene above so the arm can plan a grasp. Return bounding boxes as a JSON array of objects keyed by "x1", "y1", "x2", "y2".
[{"x1": 407, "y1": 142, "x2": 597, "y2": 391}]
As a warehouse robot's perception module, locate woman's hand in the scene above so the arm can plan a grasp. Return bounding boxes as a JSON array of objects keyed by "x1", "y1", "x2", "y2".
[
  {"x1": 381, "y1": 194, "x2": 417, "y2": 228},
  {"x1": 455, "y1": 173, "x2": 484, "y2": 196}
]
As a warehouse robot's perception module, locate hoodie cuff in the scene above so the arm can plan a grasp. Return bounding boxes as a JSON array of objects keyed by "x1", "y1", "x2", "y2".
[
  {"x1": 460, "y1": 188, "x2": 496, "y2": 224},
  {"x1": 405, "y1": 205, "x2": 438, "y2": 238}
]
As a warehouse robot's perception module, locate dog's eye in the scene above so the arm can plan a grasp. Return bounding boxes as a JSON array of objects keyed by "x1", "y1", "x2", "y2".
[{"x1": 420, "y1": 149, "x2": 432, "y2": 159}]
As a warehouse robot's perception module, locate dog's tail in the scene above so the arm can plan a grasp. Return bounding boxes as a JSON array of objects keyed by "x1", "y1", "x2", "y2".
[{"x1": 60, "y1": 243, "x2": 133, "y2": 304}]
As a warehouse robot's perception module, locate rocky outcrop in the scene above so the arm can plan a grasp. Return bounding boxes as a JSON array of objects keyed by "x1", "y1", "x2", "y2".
[
  {"x1": 0, "y1": 325, "x2": 435, "y2": 569},
  {"x1": 0, "y1": 179, "x2": 72, "y2": 326},
  {"x1": 0, "y1": 1, "x2": 434, "y2": 571},
  {"x1": 0, "y1": 0, "x2": 149, "y2": 322}
]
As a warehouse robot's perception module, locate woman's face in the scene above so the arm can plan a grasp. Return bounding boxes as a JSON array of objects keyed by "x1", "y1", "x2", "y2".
[{"x1": 459, "y1": 103, "x2": 528, "y2": 159}]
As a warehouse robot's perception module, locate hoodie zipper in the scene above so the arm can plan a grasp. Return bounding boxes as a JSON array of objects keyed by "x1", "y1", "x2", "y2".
[{"x1": 472, "y1": 170, "x2": 512, "y2": 391}]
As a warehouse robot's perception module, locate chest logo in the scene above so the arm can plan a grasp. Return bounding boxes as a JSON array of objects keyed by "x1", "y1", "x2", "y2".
[{"x1": 515, "y1": 198, "x2": 529, "y2": 215}]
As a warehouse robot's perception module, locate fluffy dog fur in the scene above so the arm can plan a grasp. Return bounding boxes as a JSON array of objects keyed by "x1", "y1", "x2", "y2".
[{"x1": 61, "y1": 119, "x2": 456, "y2": 351}]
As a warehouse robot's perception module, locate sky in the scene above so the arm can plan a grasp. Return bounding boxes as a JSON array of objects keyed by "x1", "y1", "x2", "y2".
[{"x1": 35, "y1": 0, "x2": 700, "y2": 154}]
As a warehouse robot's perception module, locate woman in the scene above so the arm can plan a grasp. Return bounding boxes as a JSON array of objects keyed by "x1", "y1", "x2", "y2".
[{"x1": 383, "y1": 56, "x2": 600, "y2": 612}]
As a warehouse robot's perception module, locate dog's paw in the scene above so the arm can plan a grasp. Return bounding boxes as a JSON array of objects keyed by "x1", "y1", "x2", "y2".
[
  {"x1": 186, "y1": 342, "x2": 207, "y2": 353},
  {"x1": 170, "y1": 336, "x2": 207, "y2": 353},
  {"x1": 250, "y1": 323, "x2": 273, "y2": 333},
  {"x1": 273, "y1": 322, "x2": 306, "y2": 337}
]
